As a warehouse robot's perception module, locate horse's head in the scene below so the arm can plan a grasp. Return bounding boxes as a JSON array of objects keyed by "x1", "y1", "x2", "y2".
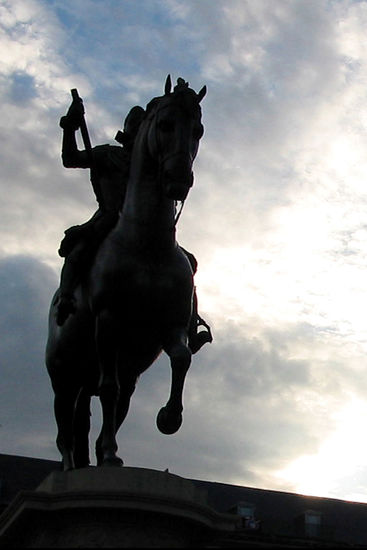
[{"x1": 144, "y1": 76, "x2": 206, "y2": 202}]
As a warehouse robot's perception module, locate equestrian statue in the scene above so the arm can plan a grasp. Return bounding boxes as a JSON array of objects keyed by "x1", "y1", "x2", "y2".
[{"x1": 46, "y1": 76, "x2": 212, "y2": 470}]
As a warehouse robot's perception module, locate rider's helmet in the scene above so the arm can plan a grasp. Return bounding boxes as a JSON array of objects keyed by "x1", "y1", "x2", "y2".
[{"x1": 115, "y1": 106, "x2": 145, "y2": 148}]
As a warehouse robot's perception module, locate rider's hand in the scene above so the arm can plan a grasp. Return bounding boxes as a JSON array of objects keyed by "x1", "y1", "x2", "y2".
[{"x1": 59, "y1": 99, "x2": 84, "y2": 130}]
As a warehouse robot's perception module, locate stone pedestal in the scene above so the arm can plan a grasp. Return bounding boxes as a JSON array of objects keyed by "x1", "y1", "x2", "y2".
[{"x1": 0, "y1": 467, "x2": 240, "y2": 547}]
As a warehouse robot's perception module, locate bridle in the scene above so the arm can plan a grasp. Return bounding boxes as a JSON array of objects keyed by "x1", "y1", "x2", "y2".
[{"x1": 149, "y1": 97, "x2": 199, "y2": 227}]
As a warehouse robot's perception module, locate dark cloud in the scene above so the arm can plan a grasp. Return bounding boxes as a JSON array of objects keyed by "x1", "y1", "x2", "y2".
[{"x1": 0, "y1": 255, "x2": 58, "y2": 458}]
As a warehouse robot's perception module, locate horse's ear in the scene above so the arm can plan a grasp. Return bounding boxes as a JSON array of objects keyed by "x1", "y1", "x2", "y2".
[
  {"x1": 197, "y1": 85, "x2": 207, "y2": 103},
  {"x1": 165, "y1": 75, "x2": 172, "y2": 95}
]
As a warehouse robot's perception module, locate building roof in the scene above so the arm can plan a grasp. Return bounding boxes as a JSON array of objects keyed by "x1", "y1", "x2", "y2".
[
  {"x1": 0, "y1": 453, "x2": 59, "y2": 504},
  {"x1": 193, "y1": 478, "x2": 367, "y2": 545},
  {"x1": 1, "y1": 453, "x2": 367, "y2": 546}
]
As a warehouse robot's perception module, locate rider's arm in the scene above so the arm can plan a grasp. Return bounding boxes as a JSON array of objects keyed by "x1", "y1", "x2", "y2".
[{"x1": 59, "y1": 99, "x2": 91, "y2": 169}]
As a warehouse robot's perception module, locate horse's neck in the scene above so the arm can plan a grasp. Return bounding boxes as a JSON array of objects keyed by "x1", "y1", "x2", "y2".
[{"x1": 116, "y1": 152, "x2": 177, "y2": 252}]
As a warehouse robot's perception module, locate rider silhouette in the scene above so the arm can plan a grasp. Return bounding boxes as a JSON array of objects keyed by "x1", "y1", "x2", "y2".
[{"x1": 57, "y1": 95, "x2": 212, "y2": 353}]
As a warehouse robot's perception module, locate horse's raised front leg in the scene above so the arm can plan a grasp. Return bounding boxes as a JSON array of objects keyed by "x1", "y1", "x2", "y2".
[
  {"x1": 95, "y1": 311, "x2": 123, "y2": 467},
  {"x1": 157, "y1": 327, "x2": 192, "y2": 434}
]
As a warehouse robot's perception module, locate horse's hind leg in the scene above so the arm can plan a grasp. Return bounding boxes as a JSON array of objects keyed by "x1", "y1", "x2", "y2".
[
  {"x1": 95, "y1": 311, "x2": 123, "y2": 467},
  {"x1": 53, "y1": 383, "x2": 81, "y2": 471},
  {"x1": 73, "y1": 388, "x2": 91, "y2": 468},
  {"x1": 157, "y1": 328, "x2": 192, "y2": 435}
]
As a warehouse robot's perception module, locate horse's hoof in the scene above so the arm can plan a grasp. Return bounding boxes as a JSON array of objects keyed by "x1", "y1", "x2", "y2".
[
  {"x1": 75, "y1": 462, "x2": 90, "y2": 470},
  {"x1": 100, "y1": 456, "x2": 124, "y2": 468},
  {"x1": 62, "y1": 464, "x2": 75, "y2": 472},
  {"x1": 61, "y1": 457, "x2": 75, "y2": 471},
  {"x1": 156, "y1": 406, "x2": 182, "y2": 435}
]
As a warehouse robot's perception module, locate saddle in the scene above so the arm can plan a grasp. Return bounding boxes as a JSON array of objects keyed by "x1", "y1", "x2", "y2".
[{"x1": 58, "y1": 224, "x2": 95, "y2": 257}]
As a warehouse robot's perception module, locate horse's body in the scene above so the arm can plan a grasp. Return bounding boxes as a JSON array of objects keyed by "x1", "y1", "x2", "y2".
[{"x1": 46, "y1": 77, "x2": 206, "y2": 470}]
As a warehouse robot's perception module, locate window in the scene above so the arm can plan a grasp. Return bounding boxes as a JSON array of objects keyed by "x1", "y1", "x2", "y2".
[
  {"x1": 293, "y1": 510, "x2": 323, "y2": 538},
  {"x1": 227, "y1": 501, "x2": 261, "y2": 530},
  {"x1": 304, "y1": 510, "x2": 322, "y2": 538}
]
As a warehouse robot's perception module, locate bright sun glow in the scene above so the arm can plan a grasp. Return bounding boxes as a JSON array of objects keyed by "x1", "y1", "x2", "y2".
[
  {"x1": 196, "y1": 235, "x2": 367, "y2": 343},
  {"x1": 275, "y1": 398, "x2": 367, "y2": 502},
  {"x1": 195, "y1": 149, "x2": 367, "y2": 346},
  {"x1": 191, "y1": 137, "x2": 367, "y2": 501}
]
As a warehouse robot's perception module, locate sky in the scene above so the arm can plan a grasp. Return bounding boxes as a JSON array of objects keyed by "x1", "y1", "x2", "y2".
[{"x1": 3, "y1": 0, "x2": 367, "y2": 505}]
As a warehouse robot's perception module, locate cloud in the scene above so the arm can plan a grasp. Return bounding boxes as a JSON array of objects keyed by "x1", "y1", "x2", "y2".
[
  {"x1": 0, "y1": 255, "x2": 58, "y2": 457},
  {"x1": 1, "y1": 0, "x2": 367, "y2": 502}
]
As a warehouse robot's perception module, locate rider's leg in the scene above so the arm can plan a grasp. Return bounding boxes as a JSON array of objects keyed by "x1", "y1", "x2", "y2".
[
  {"x1": 57, "y1": 213, "x2": 118, "y2": 326},
  {"x1": 58, "y1": 210, "x2": 102, "y2": 258},
  {"x1": 188, "y1": 287, "x2": 213, "y2": 354},
  {"x1": 179, "y1": 246, "x2": 198, "y2": 274},
  {"x1": 56, "y1": 241, "x2": 90, "y2": 326},
  {"x1": 179, "y1": 247, "x2": 213, "y2": 353}
]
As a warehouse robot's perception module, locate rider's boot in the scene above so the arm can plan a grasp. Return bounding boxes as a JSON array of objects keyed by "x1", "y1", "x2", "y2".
[
  {"x1": 188, "y1": 314, "x2": 213, "y2": 354},
  {"x1": 187, "y1": 286, "x2": 213, "y2": 354}
]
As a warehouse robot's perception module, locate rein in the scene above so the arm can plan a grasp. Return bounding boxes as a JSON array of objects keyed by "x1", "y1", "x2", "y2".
[{"x1": 174, "y1": 200, "x2": 185, "y2": 226}]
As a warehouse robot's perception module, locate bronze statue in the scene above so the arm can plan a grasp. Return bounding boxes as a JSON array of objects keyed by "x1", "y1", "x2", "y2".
[
  {"x1": 46, "y1": 76, "x2": 211, "y2": 470},
  {"x1": 56, "y1": 89, "x2": 211, "y2": 352}
]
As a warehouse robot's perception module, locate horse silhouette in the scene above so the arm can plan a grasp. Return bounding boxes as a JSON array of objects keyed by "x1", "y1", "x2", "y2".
[{"x1": 46, "y1": 76, "x2": 207, "y2": 470}]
